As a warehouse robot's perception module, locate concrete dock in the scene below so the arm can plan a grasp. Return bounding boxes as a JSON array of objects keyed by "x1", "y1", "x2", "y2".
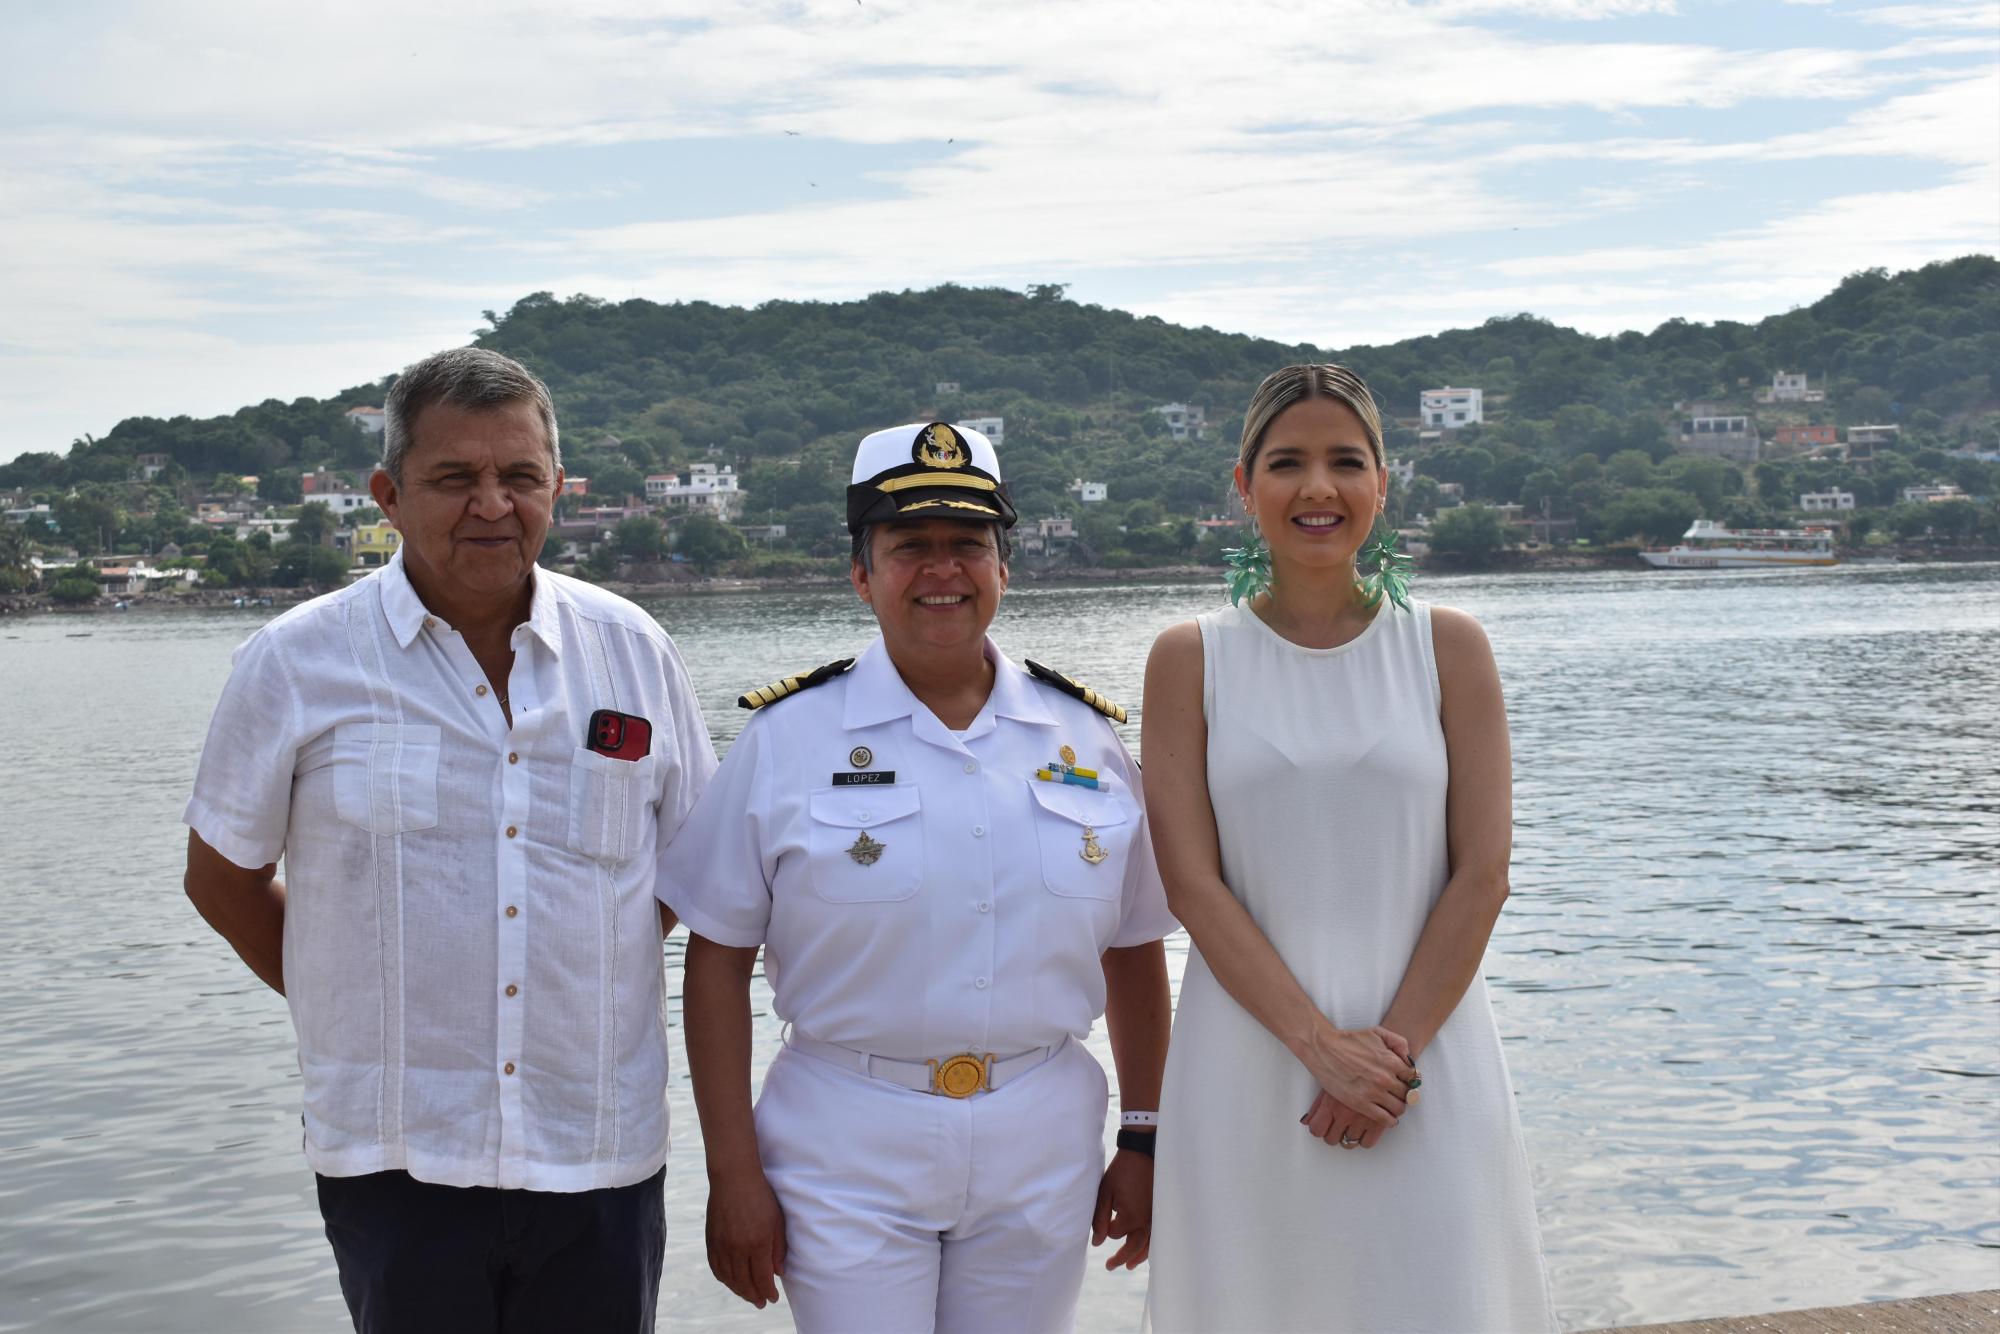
[{"x1": 1604, "y1": 1289, "x2": 1999, "y2": 1333}]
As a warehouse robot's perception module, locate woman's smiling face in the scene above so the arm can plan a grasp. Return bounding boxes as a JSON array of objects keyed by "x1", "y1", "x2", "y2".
[{"x1": 1236, "y1": 395, "x2": 1386, "y2": 568}]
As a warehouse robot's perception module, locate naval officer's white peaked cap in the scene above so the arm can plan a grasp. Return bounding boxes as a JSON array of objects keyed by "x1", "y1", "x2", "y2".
[
  {"x1": 849, "y1": 421, "x2": 1002, "y2": 484},
  {"x1": 845, "y1": 421, "x2": 1018, "y2": 531}
]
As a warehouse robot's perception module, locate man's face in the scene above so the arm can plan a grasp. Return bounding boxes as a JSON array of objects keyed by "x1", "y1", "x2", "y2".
[
  {"x1": 851, "y1": 519, "x2": 1008, "y2": 656},
  {"x1": 369, "y1": 398, "x2": 561, "y2": 606}
]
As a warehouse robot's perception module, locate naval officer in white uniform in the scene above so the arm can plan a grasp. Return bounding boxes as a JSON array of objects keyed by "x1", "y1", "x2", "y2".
[{"x1": 661, "y1": 421, "x2": 1175, "y2": 1333}]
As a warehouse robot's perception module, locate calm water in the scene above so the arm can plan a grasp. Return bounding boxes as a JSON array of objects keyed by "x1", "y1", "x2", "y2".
[{"x1": 2, "y1": 565, "x2": 1997, "y2": 1332}]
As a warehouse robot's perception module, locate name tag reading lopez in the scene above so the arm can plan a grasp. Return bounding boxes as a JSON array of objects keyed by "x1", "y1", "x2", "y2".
[{"x1": 831, "y1": 771, "x2": 895, "y2": 786}]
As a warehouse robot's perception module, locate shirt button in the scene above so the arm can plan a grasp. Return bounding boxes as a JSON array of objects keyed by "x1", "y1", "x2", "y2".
[
  {"x1": 977, "y1": 901, "x2": 991, "y2": 913},
  {"x1": 505, "y1": 984, "x2": 518, "y2": 998},
  {"x1": 505, "y1": 825, "x2": 518, "y2": 838},
  {"x1": 503, "y1": 1062, "x2": 516, "y2": 1075},
  {"x1": 476, "y1": 684, "x2": 489, "y2": 697},
  {"x1": 505, "y1": 905, "x2": 518, "y2": 918},
  {"x1": 423, "y1": 617, "x2": 436, "y2": 629},
  {"x1": 963, "y1": 761, "x2": 977, "y2": 774},
  {"x1": 974, "y1": 977, "x2": 989, "y2": 990},
  {"x1": 972, "y1": 825, "x2": 985, "y2": 837},
  {"x1": 508, "y1": 752, "x2": 519, "y2": 764},
  {"x1": 857, "y1": 811, "x2": 872, "y2": 822}
]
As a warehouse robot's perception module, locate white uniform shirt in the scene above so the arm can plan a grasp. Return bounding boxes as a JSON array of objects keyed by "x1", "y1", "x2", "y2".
[
  {"x1": 659, "y1": 636, "x2": 1175, "y2": 1062},
  {"x1": 184, "y1": 552, "x2": 716, "y2": 1191}
]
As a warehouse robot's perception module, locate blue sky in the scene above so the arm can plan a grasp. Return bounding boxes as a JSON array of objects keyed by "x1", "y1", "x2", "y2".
[{"x1": 1, "y1": 0, "x2": 1994, "y2": 462}]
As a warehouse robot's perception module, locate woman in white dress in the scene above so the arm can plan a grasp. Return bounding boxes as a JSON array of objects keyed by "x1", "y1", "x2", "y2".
[{"x1": 1140, "y1": 364, "x2": 1555, "y2": 1332}]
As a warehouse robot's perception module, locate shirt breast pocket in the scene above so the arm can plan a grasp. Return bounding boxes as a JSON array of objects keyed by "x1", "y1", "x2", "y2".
[
  {"x1": 806, "y1": 786, "x2": 922, "y2": 904},
  {"x1": 331, "y1": 723, "x2": 441, "y2": 836},
  {"x1": 1028, "y1": 782, "x2": 1129, "y2": 901},
  {"x1": 568, "y1": 748, "x2": 660, "y2": 865}
]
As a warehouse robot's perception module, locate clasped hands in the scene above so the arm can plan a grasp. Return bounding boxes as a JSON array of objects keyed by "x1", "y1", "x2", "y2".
[{"x1": 1298, "y1": 1024, "x2": 1420, "y2": 1151}]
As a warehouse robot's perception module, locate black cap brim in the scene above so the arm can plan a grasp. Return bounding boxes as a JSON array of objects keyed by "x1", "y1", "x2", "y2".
[{"x1": 847, "y1": 481, "x2": 1017, "y2": 531}]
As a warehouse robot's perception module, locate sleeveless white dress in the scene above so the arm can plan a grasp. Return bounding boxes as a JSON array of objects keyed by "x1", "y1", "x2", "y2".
[{"x1": 1144, "y1": 601, "x2": 1555, "y2": 1334}]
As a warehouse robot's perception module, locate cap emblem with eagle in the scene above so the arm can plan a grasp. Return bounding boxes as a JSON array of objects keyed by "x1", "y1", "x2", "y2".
[{"x1": 914, "y1": 423, "x2": 967, "y2": 469}]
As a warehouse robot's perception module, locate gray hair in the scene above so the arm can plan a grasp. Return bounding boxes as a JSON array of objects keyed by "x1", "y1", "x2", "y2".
[
  {"x1": 851, "y1": 521, "x2": 1012, "y2": 572},
  {"x1": 381, "y1": 347, "x2": 561, "y2": 485},
  {"x1": 1238, "y1": 363, "x2": 1384, "y2": 475}
]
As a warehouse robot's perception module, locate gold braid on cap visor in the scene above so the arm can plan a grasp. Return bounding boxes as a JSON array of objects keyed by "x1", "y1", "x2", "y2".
[
  {"x1": 873, "y1": 472, "x2": 999, "y2": 494},
  {"x1": 898, "y1": 498, "x2": 999, "y2": 514}
]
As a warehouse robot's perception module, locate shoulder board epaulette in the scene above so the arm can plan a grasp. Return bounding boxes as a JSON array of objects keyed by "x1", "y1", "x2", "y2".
[
  {"x1": 737, "y1": 657, "x2": 856, "y2": 711},
  {"x1": 1024, "y1": 659, "x2": 1127, "y2": 724}
]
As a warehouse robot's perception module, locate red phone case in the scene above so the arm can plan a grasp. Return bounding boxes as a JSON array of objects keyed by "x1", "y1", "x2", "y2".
[{"x1": 586, "y1": 709, "x2": 652, "y2": 761}]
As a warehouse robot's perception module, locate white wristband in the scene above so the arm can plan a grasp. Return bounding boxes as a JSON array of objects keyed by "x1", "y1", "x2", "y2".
[{"x1": 1120, "y1": 1110, "x2": 1159, "y2": 1128}]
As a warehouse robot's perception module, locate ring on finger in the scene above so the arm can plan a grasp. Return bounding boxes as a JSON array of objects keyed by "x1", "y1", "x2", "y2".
[{"x1": 1339, "y1": 1135, "x2": 1359, "y2": 1149}]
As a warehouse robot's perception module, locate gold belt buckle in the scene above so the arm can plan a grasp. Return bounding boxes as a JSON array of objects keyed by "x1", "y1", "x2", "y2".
[{"x1": 928, "y1": 1053, "x2": 992, "y2": 1098}]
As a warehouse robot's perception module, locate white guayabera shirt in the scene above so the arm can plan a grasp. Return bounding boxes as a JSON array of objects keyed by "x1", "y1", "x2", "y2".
[{"x1": 184, "y1": 551, "x2": 716, "y2": 1192}]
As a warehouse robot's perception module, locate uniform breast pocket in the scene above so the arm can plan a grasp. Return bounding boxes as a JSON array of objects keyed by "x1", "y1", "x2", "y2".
[
  {"x1": 1028, "y1": 782, "x2": 1131, "y2": 901},
  {"x1": 806, "y1": 786, "x2": 922, "y2": 904},
  {"x1": 331, "y1": 723, "x2": 441, "y2": 836},
  {"x1": 568, "y1": 748, "x2": 660, "y2": 865}
]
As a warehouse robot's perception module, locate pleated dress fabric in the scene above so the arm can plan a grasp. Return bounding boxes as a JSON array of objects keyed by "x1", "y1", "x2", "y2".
[{"x1": 1143, "y1": 601, "x2": 1555, "y2": 1334}]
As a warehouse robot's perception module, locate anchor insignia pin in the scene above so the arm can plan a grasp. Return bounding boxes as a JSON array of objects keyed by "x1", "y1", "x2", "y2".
[
  {"x1": 847, "y1": 832, "x2": 886, "y2": 865},
  {"x1": 1079, "y1": 826, "x2": 1108, "y2": 865}
]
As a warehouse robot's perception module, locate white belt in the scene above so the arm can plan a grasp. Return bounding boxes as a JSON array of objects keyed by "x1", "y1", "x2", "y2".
[{"x1": 785, "y1": 1031, "x2": 1067, "y2": 1098}]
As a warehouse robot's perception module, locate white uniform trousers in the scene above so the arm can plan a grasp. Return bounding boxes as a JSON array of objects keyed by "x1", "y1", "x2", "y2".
[{"x1": 755, "y1": 1037, "x2": 1109, "y2": 1334}]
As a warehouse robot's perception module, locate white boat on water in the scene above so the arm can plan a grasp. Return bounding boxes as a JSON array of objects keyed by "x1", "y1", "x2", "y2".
[{"x1": 1640, "y1": 519, "x2": 1837, "y2": 569}]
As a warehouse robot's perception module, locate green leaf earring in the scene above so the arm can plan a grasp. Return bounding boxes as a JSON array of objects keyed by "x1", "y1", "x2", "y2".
[
  {"x1": 1356, "y1": 525, "x2": 1415, "y2": 612},
  {"x1": 1223, "y1": 526, "x2": 1271, "y2": 607}
]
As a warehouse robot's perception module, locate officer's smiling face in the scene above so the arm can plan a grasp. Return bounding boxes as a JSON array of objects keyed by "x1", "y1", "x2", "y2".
[{"x1": 853, "y1": 518, "x2": 1009, "y2": 656}]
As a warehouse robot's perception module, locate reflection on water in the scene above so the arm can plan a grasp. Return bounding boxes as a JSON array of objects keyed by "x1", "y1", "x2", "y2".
[{"x1": 1, "y1": 564, "x2": 1996, "y2": 1332}]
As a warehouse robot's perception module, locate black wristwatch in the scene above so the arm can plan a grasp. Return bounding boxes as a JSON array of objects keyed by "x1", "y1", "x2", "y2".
[{"x1": 1115, "y1": 1128, "x2": 1156, "y2": 1158}]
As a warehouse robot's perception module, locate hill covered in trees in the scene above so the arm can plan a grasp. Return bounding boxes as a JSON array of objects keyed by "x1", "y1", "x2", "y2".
[{"x1": 4, "y1": 254, "x2": 1997, "y2": 573}]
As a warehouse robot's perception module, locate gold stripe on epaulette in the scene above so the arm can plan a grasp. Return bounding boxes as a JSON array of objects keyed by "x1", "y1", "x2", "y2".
[
  {"x1": 1024, "y1": 658, "x2": 1127, "y2": 724},
  {"x1": 1084, "y1": 689, "x2": 1128, "y2": 724},
  {"x1": 738, "y1": 656, "x2": 859, "y2": 711}
]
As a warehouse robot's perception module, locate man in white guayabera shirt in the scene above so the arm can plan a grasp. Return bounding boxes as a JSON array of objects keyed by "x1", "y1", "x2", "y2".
[{"x1": 181, "y1": 348, "x2": 716, "y2": 1334}]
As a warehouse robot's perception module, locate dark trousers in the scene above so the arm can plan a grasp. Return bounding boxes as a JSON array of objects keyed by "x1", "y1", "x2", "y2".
[{"x1": 316, "y1": 1168, "x2": 665, "y2": 1334}]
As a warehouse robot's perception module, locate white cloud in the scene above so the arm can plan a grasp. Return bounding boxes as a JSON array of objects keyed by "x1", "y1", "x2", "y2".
[
  {"x1": 1486, "y1": 65, "x2": 2000, "y2": 167},
  {"x1": 1854, "y1": 3, "x2": 2000, "y2": 29},
  {"x1": 1485, "y1": 162, "x2": 1998, "y2": 282},
  {"x1": 1422, "y1": 0, "x2": 1679, "y2": 14},
  {"x1": 1, "y1": 0, "x2": 1995, "y2": 459}
]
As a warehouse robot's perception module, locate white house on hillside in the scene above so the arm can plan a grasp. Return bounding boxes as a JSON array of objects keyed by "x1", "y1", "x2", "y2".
[
  {"x1": 1799, "y1": 488, "x2": 1855, "y2": 512},
  {"x1": 345, "y1": 406, "x2": 386, "y2": 434},
  {"x1": 302, "y1": 491, "x2": 379, "y2": 517},
  {"x1": 1419, "y1": 387, "x2": 1483, "y2": 428},
  {"x1": 648, "y1": 463, "x2": 744, "y2": 520},
  {"x1": 1068, "y1": 479, "x2": 1107, "y2": 504},
  {"x1": 1154, "y1": 403, "x2": 1206, "y2": 440},
  {"x1": 960, "y1": 417, "x2": 1004, "y2": 448},
  {"x1": 1758, "y1": 371, "x2": 1824, "y2": 404}
]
